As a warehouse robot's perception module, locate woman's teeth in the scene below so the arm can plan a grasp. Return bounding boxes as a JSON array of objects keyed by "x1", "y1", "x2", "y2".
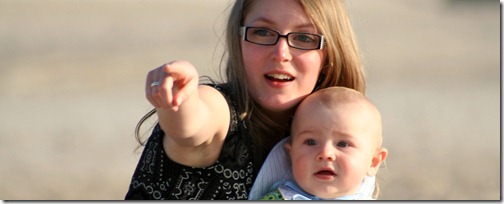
[{"x1": 265, "y1": 74, "x2": 294, "y2": 81}]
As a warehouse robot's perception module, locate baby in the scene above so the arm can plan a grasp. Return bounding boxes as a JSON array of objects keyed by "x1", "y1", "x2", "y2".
[{"x1": 261, "y1": 87, "x2": 388, "y2": 200}]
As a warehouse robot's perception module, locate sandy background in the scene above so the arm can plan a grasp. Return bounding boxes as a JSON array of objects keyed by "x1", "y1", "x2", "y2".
[{"x1": 0, "y1": 0, "x2": 500, "y2": 200}]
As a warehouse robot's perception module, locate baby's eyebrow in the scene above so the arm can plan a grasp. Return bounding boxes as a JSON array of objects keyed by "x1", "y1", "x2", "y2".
[
  {"x1": 294, "y1": 129, "x2": 315, "y2": 137},
  {"x1": 332, "y1": 131, "x2": 356, "y2": 139}
]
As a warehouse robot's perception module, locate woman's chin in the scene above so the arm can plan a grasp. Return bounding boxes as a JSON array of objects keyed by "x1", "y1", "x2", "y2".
[{"x1": 257, "y1": 99, "x2": 300, "y2": 119}]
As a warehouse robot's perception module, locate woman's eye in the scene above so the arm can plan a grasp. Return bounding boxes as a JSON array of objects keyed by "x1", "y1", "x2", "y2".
[
  {"x1": 252, "y1": 28, "x2": 274, "y2": 36},
  {"x1": 303, "y1": 139, "x2": 317, "y2": 146},
  {"x1": 337, "y1": 141, "x2": 349, "y2": 148},
  {"x1": 294, "y1": 34, "x2": 315, "y2": 42}
]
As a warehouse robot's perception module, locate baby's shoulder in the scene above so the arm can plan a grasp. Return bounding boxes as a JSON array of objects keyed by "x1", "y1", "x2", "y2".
[{"x1": 260, "y1": 189, "x2": 284, "y2": 200}]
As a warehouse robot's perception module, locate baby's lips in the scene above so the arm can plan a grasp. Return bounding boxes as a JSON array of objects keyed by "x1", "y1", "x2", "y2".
[{"x1": 316, "y1": 169, "x2": 336, "y2": 176}]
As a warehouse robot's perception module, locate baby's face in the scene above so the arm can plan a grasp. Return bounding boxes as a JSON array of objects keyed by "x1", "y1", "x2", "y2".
[{"x1": 287, "y1": 99, "x2": 381, "y2": 199}]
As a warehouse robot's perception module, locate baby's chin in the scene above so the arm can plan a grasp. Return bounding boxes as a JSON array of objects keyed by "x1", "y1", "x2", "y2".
[{"x1": 304, "y1": 185, "x2": 357, "y2": 199}]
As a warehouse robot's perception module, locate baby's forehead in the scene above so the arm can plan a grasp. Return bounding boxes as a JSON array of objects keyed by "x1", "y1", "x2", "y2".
[
  {"x1": 297, "y1": 92, "x2": 372, "y2": 116},
  {"x1": 292, "y1": 87, "x2": 383, "y2": 142},
  {"x1": 303, "y1": 87, "x2": 378, "y2": 112}
]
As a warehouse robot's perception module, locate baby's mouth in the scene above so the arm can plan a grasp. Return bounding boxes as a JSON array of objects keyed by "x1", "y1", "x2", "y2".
[
  {"x1": 265, "y1": 73, "x2": 294, "y2": 82},
  {"x1": 316, "y1": 170, "x2": 337, "y2": 176}
]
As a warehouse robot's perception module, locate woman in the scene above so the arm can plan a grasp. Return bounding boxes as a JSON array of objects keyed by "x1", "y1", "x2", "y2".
[{"x1": 125, "y1": 0, "x2": 365, "y2": 200}]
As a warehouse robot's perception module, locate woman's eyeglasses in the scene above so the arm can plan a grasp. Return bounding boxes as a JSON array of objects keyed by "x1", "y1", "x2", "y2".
[{"x1": 240, "y1": 26, "x2": 325, "y2": 50}]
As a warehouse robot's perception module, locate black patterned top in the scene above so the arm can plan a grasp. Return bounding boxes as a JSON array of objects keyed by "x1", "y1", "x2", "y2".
[{"x1": 125, "y1": 84, "x2": 256, "y2": 200}]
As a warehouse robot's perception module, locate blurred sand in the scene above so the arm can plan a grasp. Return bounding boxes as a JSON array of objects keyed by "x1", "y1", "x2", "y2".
[{"x1": 0, "y1": 0, "x2": 500, "y2": 200}]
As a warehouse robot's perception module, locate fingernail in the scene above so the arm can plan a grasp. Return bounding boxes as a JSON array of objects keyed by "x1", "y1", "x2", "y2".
[{"x1": 171, "y1": 106, "x2": 179, "y2": 112}]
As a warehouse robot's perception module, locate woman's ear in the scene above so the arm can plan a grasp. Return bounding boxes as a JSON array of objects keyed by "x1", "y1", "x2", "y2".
[{"x1": 366, "y1": 148, "x2": 388, "y2": 177}]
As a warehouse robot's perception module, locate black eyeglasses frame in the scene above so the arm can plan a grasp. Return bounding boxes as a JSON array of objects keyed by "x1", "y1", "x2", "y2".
[{"x1": 239, "y1": 26, "x2": 325, "y2": 50}]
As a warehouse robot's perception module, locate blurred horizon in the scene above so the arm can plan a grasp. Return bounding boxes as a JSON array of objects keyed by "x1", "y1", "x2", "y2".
[{"x1": 0, "y1": 0, "x2": 500, "y2": 200}]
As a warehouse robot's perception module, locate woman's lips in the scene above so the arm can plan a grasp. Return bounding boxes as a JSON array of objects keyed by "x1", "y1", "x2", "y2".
[{"x1": 264, "y1": 73, "x2": 294, "y2": 82}]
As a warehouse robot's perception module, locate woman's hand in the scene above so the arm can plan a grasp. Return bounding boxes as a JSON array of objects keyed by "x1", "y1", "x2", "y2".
[
  {"x1": 146, "y1": 60, "x2": 199, "y2": 111},
  {"x1": 145, "y1": 60, "x2": 230, "y2": 167}
]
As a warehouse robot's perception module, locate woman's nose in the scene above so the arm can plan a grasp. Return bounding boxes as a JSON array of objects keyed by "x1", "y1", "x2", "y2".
[{"x1": 272, "y1": 37, "x2": 292, "y2": 62}]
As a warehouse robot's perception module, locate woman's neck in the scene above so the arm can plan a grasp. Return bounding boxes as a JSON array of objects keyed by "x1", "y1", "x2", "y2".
[{"x1": 262, "y1": 108, "x2": 295, "y2": 127}]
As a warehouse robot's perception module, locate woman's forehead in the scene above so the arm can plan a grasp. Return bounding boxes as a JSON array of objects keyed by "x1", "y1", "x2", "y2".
[{"x1": 243, "y1": 0, "x2": 315, "y2": 30}]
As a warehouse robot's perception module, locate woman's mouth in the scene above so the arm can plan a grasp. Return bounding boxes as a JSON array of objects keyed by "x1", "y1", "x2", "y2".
[{"x1": 265, "y1": 73, "x2": 294, "y2": 82}]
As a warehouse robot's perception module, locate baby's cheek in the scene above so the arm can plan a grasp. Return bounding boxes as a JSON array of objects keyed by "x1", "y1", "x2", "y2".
[{"x1": 292, "y1": 155, "x2": 309, "y2": 173}]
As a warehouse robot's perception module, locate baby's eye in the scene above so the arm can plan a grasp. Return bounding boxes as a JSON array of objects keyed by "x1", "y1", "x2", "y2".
[
  {"x1": 337, "y1": 141, "x2": 349, "y2": 148},
  {"x1": 303, "y1": 139, "x2": 317, "y2": 146}
]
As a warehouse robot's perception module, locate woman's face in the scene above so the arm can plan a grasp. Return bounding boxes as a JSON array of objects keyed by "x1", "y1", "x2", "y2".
[{"x1": 241, "y1": 0, "x2": 326, "y2": 114}]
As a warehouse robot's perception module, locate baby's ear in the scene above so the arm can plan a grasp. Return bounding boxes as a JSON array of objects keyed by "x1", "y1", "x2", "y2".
[
  {"x1": 366, "y1": 148, "x2": 388, "y2": 176},
  {"x1": 283, "y1": 140, "x2": 292, "y2": 154}
]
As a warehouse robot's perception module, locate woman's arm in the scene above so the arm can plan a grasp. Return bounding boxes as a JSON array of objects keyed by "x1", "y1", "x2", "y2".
[{"x1": 146, "y1": 60, "x2": 230, "y2": 167}]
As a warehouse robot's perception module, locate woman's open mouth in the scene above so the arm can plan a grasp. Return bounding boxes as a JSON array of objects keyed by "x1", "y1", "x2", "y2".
[{"x1": 265, "y1": 73, "x2": 294, "y2": 82}]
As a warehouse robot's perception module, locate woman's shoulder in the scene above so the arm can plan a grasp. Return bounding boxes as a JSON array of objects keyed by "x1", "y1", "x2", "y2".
[
  {"x1": 200, "y1": 83, "x2": 240, "y2": 133},
  {"x1": 202, "y1": 83, "x2": 233, "y2": 98}
]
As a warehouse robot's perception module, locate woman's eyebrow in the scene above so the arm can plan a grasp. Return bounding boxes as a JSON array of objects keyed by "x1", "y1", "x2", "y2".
[
  {"x1": 248, "y1": 17, "x2": 275, "y2": 26},
  {"x1": 294, "y1": 23, "x2": 318, "y2": 30},
  {"x1": 249, "y1": 17, "x2": 316, "y2": 31}
]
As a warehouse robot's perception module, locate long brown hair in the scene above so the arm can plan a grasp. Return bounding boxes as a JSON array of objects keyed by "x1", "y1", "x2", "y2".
[{"x1": 300, "y1": 0, "x2": 366, "y2": 93}]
